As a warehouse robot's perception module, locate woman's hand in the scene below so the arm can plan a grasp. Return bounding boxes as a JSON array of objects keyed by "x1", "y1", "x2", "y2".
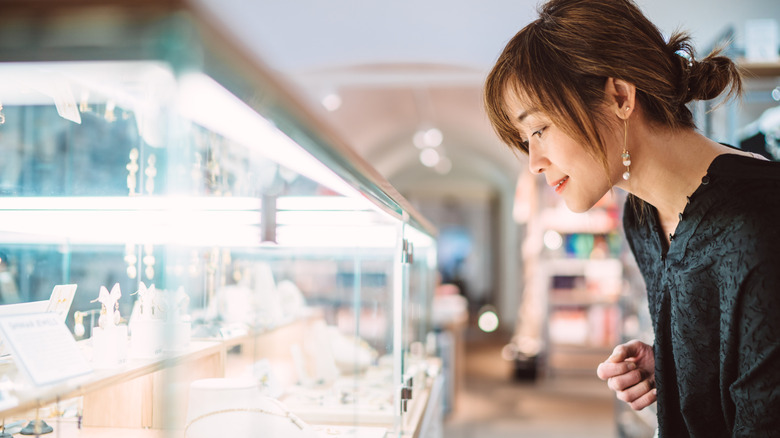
[{"x1": 596, "y1": 339, "x2": 656, "y2": 410}]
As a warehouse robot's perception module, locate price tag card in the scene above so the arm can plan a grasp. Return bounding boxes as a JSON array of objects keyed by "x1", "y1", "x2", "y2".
[
  {"x1": 46, "y1": 284, "x2": 77, "y2": 323},
  {"x1": 0, "y1": 312, "x2": 92, "y2": 386}
]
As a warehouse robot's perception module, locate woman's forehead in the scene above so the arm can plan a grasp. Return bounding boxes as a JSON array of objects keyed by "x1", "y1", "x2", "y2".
[
  {"x1": 504, "y1": 89, "x2": 542, "y2": 126},
  {"x1": 503, "y1": 84, "x2": 537, "y2": 113}
]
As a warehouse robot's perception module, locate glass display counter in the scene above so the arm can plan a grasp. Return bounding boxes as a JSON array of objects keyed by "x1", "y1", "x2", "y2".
[{"x1": 0, "y1": 2, "x2": 440, "y2": 437}]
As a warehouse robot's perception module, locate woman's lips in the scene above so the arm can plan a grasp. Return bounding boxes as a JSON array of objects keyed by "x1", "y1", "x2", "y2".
[{"x1": 553, "y1": 176, "x2": 569, "y2": 194}]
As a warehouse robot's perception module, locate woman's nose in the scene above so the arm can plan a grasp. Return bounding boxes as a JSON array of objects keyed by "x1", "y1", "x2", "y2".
[{"x1": 527, "y1": 142, "x2": 548, "y2": 174}]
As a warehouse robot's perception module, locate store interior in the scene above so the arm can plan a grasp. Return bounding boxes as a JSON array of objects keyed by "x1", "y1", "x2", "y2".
[{"x1": 0, "y1": 0, "x2": 779, "y2": 437}]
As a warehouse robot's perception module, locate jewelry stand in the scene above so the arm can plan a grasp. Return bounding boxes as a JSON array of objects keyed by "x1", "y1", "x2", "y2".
[
  {"x1": 0, "y1": 418, "x2": 12, "y2": 438},
  {"x1": 19, "y1": 420, "x2": 53, "y2": 435},
  {"x1": 19, "y1": 408, "x2": 53, "y2": 435}
]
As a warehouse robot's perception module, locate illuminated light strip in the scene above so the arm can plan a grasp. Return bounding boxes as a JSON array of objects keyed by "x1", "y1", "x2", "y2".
[{"x1": 176, "y1": 73, "x2": 367, "y2": 203}]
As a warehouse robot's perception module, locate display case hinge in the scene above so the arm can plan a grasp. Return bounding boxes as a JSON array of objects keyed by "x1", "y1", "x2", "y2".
[
  {"x1": 401, "y1": 239, "x2": 414, "y2": 264},
  {"x1": 400, "y1": 385, "x2": 413, "y2": 412}
]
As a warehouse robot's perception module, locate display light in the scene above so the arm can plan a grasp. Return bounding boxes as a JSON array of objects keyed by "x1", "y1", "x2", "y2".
[
  {"x1": 477, "y1": 305, "x2": 499, "y2": 333},
  {"x1": 543, "y1": 230, "x2": 563, "y2": 250},
  {"x1": 177, "y1": 72, "x2": 365, "y2": 202}
]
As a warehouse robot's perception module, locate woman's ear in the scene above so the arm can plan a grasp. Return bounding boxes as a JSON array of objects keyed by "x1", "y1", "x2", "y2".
[{"x1": 604, "y1": 78, "x2": 636, "y2": 120}]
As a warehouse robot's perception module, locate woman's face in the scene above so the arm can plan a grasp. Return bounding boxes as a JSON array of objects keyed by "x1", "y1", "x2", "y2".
[{"x1": 504, "y1": 91, "x2": 619, "y2": 213}]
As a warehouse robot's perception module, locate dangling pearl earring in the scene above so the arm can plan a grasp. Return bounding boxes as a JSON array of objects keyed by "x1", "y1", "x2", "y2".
[
  {"x1": 74, "y1": 311, "x2": 85, "y2": 338},
  {"x1": 622, "y1": 108, "x2": 631, "y2": 181}
]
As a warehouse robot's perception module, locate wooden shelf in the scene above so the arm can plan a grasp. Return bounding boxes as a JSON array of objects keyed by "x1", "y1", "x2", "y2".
[
  {"x1": 739, "y1": 60, "x2": 780, "y2": 77},
  {"x1": 0, "y1": 316, "x2": 317, "y2": 423},
  {"x1": 549, "y1": 288, "x2": 621, "y2": 307},
  {"x1": 0, "y1": 340, "x2": 224, "y2": 420}
]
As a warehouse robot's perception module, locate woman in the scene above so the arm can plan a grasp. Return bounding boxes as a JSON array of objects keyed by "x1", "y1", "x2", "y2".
[{"x1": 484, "y1": 0, "x2": 780, "y2": 436}]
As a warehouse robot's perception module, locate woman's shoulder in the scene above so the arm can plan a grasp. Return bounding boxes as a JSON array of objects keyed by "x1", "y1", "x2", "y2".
[
  {"x1": 703, "y1": 158, "x2": 780, "y2": 248},
  {"x1": 708, "y1": 151, "x2": 780, "y2": 182},
  {"x1": 710, "y1": 154, "x2": 780, "y2": 199}
]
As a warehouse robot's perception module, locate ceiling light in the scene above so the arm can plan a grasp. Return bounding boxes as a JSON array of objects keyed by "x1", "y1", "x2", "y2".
[
  {"x1": 419, "y1": 147, "x2": 440, "y2": 167},
  {"x1": 413, "y1": 127, "x2": 443, "y2": 148},
  {"x1": 321, "y1": 92, "x2": 342, "y2": 111}
]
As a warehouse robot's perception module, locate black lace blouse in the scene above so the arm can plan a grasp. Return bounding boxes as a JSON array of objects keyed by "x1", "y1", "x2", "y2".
[{"x1": 623, "y1": 153, "x2": 780, "y2": 437}]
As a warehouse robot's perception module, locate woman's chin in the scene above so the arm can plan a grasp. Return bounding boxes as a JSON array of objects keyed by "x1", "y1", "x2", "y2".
[{"x1": 563, "y1": 198, "x2": 595, "y2": 214}]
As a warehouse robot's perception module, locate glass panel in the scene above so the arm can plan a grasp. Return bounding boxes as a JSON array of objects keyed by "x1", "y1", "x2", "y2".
[{"x1": 0, "y1": 7, "x2": 436, "y2": 437}]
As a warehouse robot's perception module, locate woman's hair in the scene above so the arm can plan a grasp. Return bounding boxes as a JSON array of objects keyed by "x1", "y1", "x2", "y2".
[{"x1": 484, "y1": 0, "x2": 743, "y2": 166}]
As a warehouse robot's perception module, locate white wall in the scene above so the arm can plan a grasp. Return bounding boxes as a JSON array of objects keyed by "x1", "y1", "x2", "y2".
[
  {"x1": 193, "y1": 0, "x2": 779, "y2": 74},
  {"x1": 637, "y1": 0, "x2": 780, "y2": 53}
]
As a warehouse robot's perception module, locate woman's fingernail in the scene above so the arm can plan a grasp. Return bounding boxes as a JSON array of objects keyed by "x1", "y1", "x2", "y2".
[{"x1": 628, "y1": 362, "x2": 637, "y2": 370}]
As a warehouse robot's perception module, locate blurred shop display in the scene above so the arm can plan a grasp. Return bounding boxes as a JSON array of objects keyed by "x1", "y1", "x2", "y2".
[{"x1": 504, "y1": 169, "x2": 629, "y2": 380}]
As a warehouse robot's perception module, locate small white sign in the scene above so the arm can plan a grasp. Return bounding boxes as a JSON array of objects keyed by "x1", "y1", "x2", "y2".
[
  {"x1": 46, "y1": 284, "x2": 77, "y2": 323},
  {"x1": 0, "y1": 312, "x2": 92, "y2": 387}
]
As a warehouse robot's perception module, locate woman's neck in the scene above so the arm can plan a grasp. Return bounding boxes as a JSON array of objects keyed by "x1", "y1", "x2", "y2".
[{"x1": 615, "y1": 125, "x2": 726, "y2": 237}]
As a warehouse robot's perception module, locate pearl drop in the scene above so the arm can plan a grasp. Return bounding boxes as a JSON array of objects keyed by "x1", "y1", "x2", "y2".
[
  {"x1": 623, "y1": 159, "x2": 631, "y2": 166},
  {"x1": 622, "y1": 171, "x2": 631, "y2": 180}
]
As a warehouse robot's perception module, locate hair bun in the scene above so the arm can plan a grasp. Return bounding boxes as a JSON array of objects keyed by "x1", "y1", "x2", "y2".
[
  {"x1": 666, "y1": 32, "x2": 741, "y2": 105},
  {"x1": 683, "y1": 51, "x2": 742, "y2": 104}
]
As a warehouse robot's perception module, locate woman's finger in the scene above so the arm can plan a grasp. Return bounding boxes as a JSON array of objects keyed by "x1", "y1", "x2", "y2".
[
  {"x1": 607, "y1": 368, "x2": 642, "y2": 391},
  {"x1": 616, "y1": 378, "x2": 655, "y2": 407},
  {"x1": 627, "y1": 387, "x2": 657, "y2": 411},
  {"x1": 597, "y1": 360, "x2": 637, "y2": 380}
]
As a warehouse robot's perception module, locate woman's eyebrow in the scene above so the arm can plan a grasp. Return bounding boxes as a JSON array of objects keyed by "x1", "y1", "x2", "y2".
[{"x1": 516, "y1": 108, "x2": 539, "y2": 123}]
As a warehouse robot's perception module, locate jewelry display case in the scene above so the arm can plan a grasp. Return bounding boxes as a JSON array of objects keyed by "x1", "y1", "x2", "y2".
[{"x1": 0, "y1": 1, "x2": 440, "y2": 437}]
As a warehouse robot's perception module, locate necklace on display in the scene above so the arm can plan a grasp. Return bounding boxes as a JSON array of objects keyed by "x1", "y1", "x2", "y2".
[{"x1": 184, "y1": 406, "x2": 308, "y2": 435}]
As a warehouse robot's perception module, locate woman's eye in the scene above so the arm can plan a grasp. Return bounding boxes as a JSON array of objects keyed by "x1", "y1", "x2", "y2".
[
  {"x1": 519, "y1": 126, "x2": 546, "y2": 151},
  {"x1": 519, "y1": 137, "x2": 529, "y2": 148}
]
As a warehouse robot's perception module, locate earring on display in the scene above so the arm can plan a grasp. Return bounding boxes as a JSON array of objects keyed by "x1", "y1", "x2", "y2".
[
  {"x1": 98, "y1": 304, "x2": 108, "y2": 329},
  {"x1": 124, "y1": 243, "x2": 138, "y2": 279},
  {"x1": 144, "y1": 243, "x2": 155, "y2": 280},
  {"x1": 126, "y1": 149, "x2": 139, "y2": 196},
  {"x1": 145, "y1": 154, "x2": 157, "y2": 195},
  {"x1": 104, "y1": 100, "x2": 116, "y2": 123},
  {"x1": 114, "y1": 301, "x2": 121, "y2": 325},
  {"x1": 74, "y1": 311, "x2": 85, "y2": 338},
  {"x1": 621, "y1": 108, "x2": 631, "y2": 181}
]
